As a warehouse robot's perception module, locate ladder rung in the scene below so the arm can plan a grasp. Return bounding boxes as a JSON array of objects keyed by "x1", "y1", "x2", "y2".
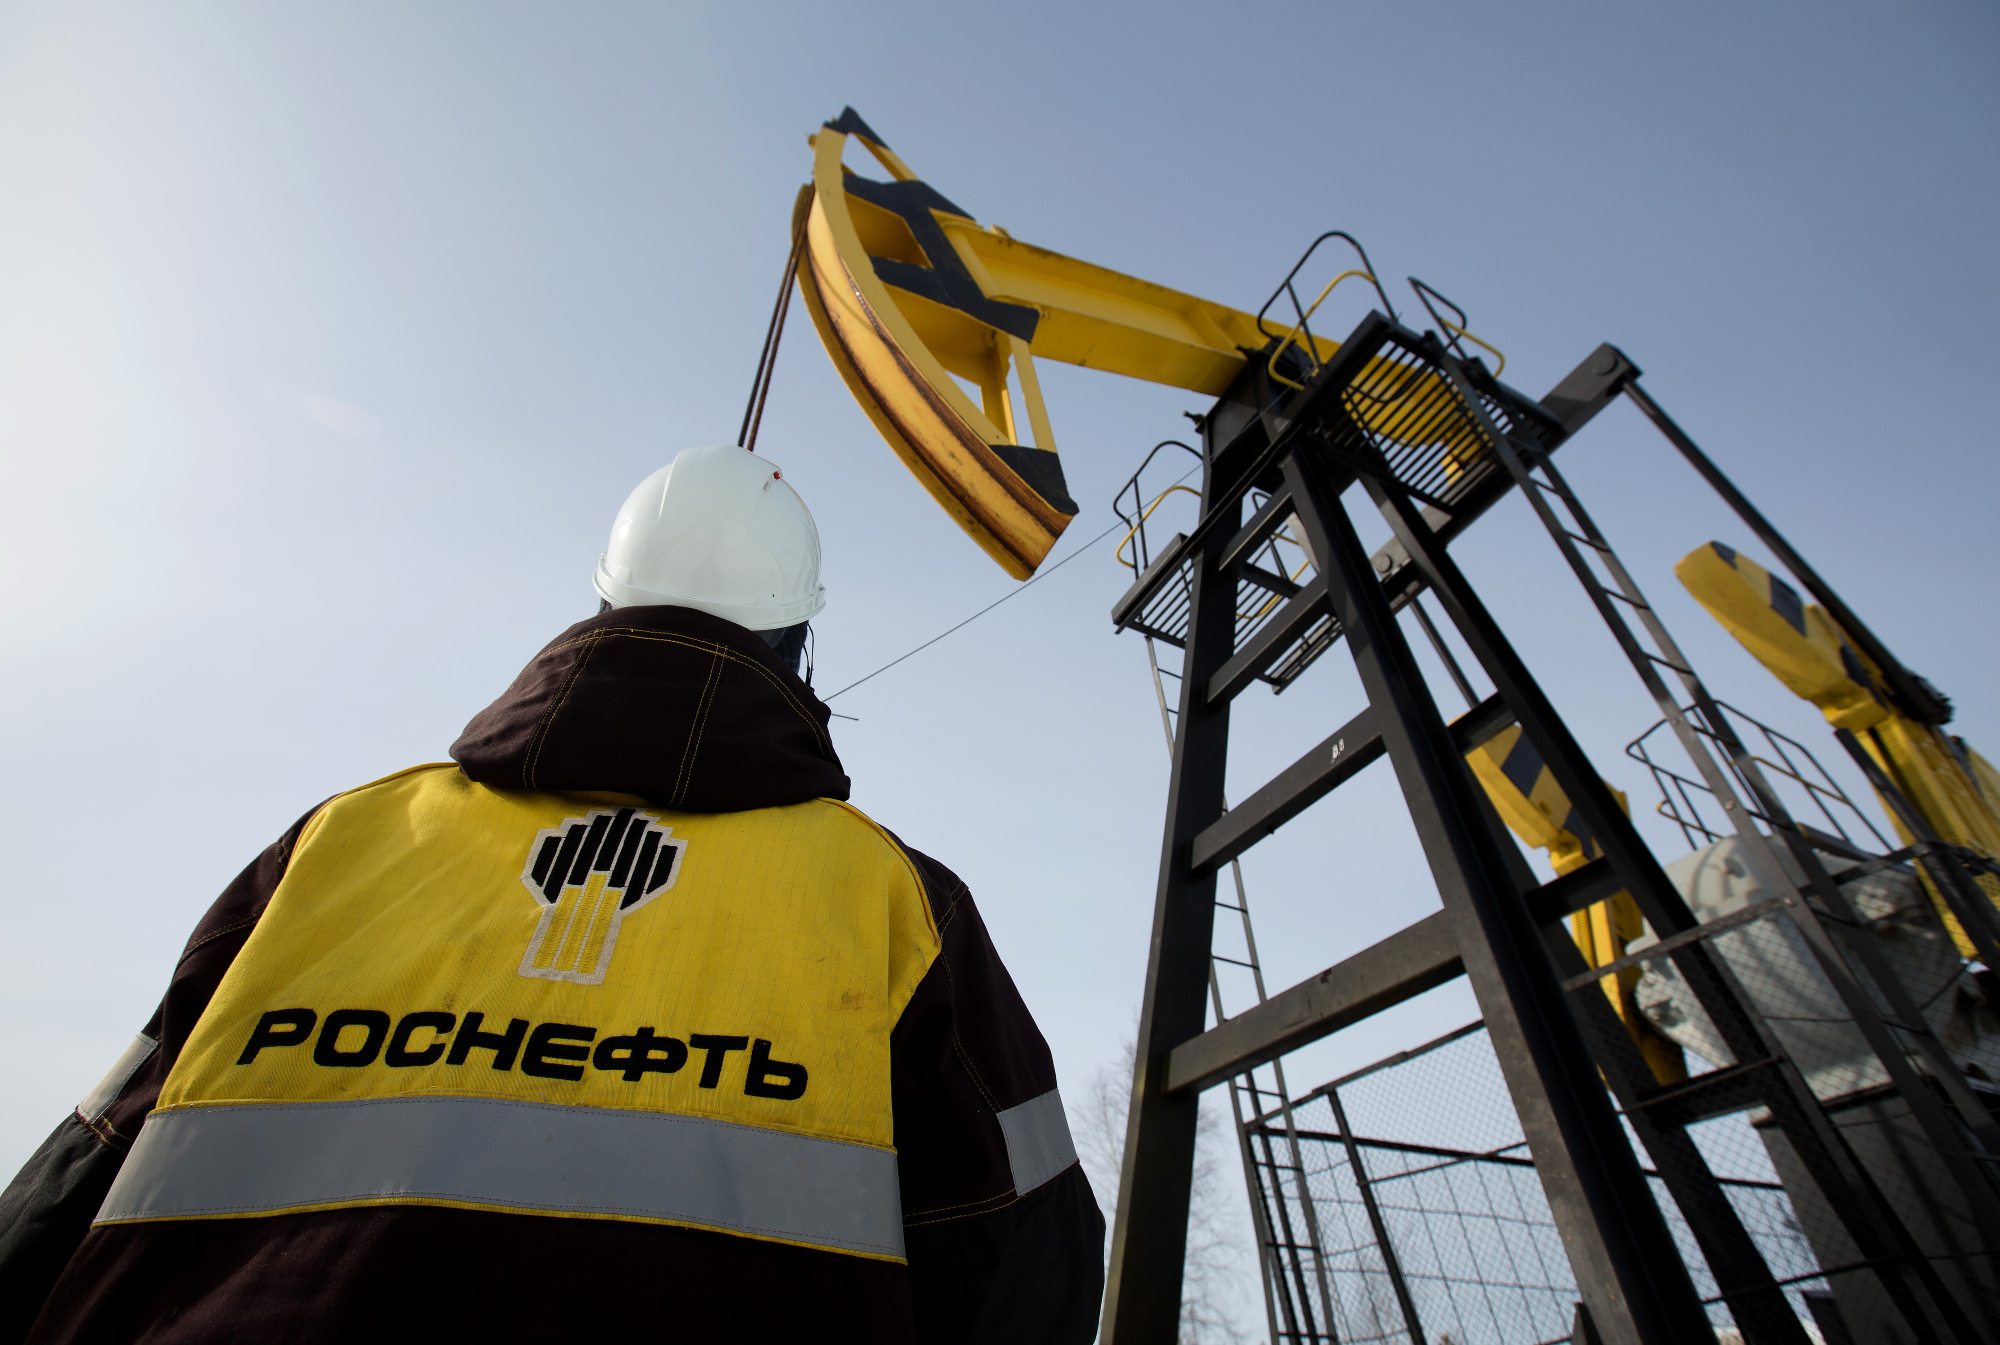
[
  {"x1": 1644, "y1": 651, "x2": 1693, "y2": 675},
  {"x1": 1560, "y1": 528, "x2": 1608, "y2": 552}
]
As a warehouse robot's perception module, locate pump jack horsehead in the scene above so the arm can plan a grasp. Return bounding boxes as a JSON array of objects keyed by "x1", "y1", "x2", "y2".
[{"x1": 794, "y1": 107, "x2": 1343, "y2": 578}]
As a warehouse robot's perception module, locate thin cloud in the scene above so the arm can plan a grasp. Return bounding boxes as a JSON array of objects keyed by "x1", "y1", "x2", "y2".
[
  {"x1": 301, "y1": 392, "x2": 381, "y2": 439},
  {"x1": 264, "y1": 381, "x2": 382, "y2": 439}
]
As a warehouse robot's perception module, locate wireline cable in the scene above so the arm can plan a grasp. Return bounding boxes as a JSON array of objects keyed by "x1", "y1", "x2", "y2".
[
  {"x1": 822, "y1": 463, "x2": 1203, "y2": 705},
  {"x1": 822, "y1": 515, "x2": 1125, "y2": 703}
]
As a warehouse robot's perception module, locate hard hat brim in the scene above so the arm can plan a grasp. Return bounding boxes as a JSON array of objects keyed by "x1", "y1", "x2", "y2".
[{"x1": 592, "y1": 564, "x2": 826, "y2": 631}]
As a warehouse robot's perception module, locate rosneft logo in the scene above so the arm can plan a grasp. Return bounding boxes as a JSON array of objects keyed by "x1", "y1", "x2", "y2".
[{"x1": 519, "y1": 808, "x2": 685, "y2": 985}]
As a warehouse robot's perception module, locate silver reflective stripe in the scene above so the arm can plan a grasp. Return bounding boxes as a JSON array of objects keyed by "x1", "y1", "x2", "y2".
[
  {"x1": 97, "y1": 1096, "x2": 904, "y2": 1258},
  {"x1": 76, "y1": 1033, "x2": 159, "y2": 1122},
  {"x1": 995, "y1": 1088, "x2": 1076, "y2": 1195}
]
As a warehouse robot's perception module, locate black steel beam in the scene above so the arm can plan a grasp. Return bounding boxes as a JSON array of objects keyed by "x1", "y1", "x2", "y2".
[
  {"x1": 1238, "y1": 562, "x2": 1302, "y2": 600},
  {"x1": 1296, "y1": 449, "x2": 1715, "y2": 1345},
  {"x1": 1189, "y1": 695, "x2": 1518, "y2": 874},
  {"x1": 1191, "y1": 709, "x2": 1383, "y2": 873},
  {"x1": 1220, "y1": 484, "x2": 1297, "y2": 575},
  {"x1": 1100, "y1": 501, "x2": 1238, "y2": 1345},
  {"x1": 1202, "y1": 314, "x2": 1391, "y2": 514},
  {"x1": 1540, "y1": 343, "x2": 1641, "y2": 436},
  {"x1": 1524, "y1": 857, "x2": 1624, "y2": 929},
  {"x1": 1633, "y1": 1060, "x2": 1781, "y2": 1130},
  {"x1": 1110, "y1": 530, "x2": 1191, "y2": 632},
  {"x1": 1622, "y1": 378, "x2": 1950, "y2": 725},
  {"x1": 1447, "y1": 692, "x2": 1514, "y2": 753},
  {"x1": 1205, "y1": 576, "x2": 1332, "y2": 706},
  {"x1": 1165, "y1": 911, "x2": 1462, "y2": 1097},
  {"x1": 1513, "y1": 788, "x2": 1817, "y2": 1345}
]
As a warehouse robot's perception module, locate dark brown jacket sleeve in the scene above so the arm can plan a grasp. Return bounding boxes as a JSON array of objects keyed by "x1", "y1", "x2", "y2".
[
  {"x1": 0, "y1": 809, "x2": 317, "y2": 1345},
  {"x1": 889, "y1": 845, "x2": 1105, "y2": 1345}
]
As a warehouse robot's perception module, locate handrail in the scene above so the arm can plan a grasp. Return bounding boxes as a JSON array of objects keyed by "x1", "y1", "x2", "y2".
[
  {"x1": 1265, "y1": 269, "x2": 1378, "y2": 391},
  {"x1": 1237, "y1": 542, "x2": 1314, "y2": 623},
  {"x1": 1111, "y1": 439, "x2": 1202, "y2": 529},
  {"x1": 1255, "y1": 231, "x2": 1399, "y2": 340},
  {"x1": 1408, "y1": 276, "x2": 1507, "y2": 375},
  {"x1": 1115, "y1": 485, "x2": 1202, "y2": 570},
  {"x1": 1440, "y1": 319, "x2": 1506, "y2": 376}
]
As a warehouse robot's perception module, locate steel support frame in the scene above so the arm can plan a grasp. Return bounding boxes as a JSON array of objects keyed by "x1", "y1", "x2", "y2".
[
  {"x1": 1837, "y1": 726, "x2": 2000, "y2": 973},
  {"x1": 1288, "y1": 451, "x2": 1715, "y2": 1345},
  {"x1": 1618, "y1": 377, "x2": 1950, "y2": 726},
  {"x1": 1102, "y1": 430, "x2": 1716, "y2": 1345},
  {"x1": 1464, "y1": 353, "x2": 2000, "y2": 1322},
  {"x1": 1103, "y1": 318, "x2": 1997, "y2": 1345},
  {"x1": 1143, "y1": 633, "x2": 1343, "y2": 1345},
  {"x1": 1380, "y1": 366, "x2": 1989, "y2": 1342},
  {"x1": 1103, "y1": 486, "x2": 1237, "y2": 1344},
  {"x1": 1457, "y1": 363, "x2": 2000, "y2": 1177},
  {"x1": 1465, "y1": 773, "x2": 1814, "y2": 1345}
]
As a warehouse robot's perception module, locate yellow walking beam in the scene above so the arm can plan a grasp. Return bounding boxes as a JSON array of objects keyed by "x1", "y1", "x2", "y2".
[
  {"x1": 794, "y1": 108, "x2": 1316, "y2": 578},
  {"x1": 1678, "y1": 541, "x2": 2000, "y2": 954}
]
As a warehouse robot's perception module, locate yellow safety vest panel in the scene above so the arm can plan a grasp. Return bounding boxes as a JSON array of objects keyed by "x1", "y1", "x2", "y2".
[{"x1": 97, "y1": 764, "x2": 940, "y2": 1262}]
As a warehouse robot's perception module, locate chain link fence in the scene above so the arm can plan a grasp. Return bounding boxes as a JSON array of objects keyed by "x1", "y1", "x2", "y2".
[
  {"x1": 1245, "y1": 847, "x2": 2000, "y2": 1345},
  {"x1": 1249, "y1": 1021, "x2": 1838, "y2": 1344}
]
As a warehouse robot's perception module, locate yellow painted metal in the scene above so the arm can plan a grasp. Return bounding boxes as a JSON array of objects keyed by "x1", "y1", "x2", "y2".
[
  {"x1": 1439, "y1": 319, "x2": 1506, "y2": 376},
  {"x1": 794, "y1": 113, "x2": 1332, "y2": 578},
  {"x1": 1267, "y1": 269, "x2": 1379, "y2": 390},
  {"x1": 1678, "y1": 541, "x2": 2000, "y2": 954},
  {"x1": 1464, "y1": 727, "x2": 1687, "y2": 1084},
  {"x1": 1676, "y1": 543, "x2": 1889, "y2": 732},
  {"x1": 793, "y1": 111, "x2": 1505, "y2": 581},
  {"x1": 944, "y1": 218, "x2": 1283, "y2": 395},
  {"x1": 793, "y1": 166, "x2": 1066, "y2": 580},
  {"x1": 1113, "y1": 485, "x2": 1202, "y2": 572}
]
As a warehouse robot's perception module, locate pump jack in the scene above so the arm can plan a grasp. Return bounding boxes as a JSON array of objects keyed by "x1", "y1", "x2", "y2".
[{"x1": 793, "y1": 108, "x2": 2000, "y2": 1345}]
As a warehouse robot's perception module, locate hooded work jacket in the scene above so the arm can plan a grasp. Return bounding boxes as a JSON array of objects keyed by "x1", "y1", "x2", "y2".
[{"x1": 0, "y1": 604, "x2": 1104, "y2": 1344}]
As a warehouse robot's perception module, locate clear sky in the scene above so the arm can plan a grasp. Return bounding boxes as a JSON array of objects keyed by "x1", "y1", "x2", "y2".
[{"x1": 4, "y1": 1, "x2": 1996, "y2": 1331}]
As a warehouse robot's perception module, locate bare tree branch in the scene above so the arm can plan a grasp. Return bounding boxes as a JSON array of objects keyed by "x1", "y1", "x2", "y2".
[{"x1": 1071, "y1": 1040, "x2": 1252, "y2": 1345}]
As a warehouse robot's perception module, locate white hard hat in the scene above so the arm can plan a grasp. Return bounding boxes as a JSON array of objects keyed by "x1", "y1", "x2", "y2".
[{"x1": 592, "y1": 445, "x2": 826, "y2": 631}]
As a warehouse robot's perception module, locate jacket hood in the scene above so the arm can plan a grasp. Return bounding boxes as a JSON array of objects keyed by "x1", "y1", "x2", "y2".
[{"x1": 451, "y1": 604, "x2": 849, "y2": 812}]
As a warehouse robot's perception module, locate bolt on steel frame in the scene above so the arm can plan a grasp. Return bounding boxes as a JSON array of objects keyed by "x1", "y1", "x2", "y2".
[{"x1": 1103, "y1": 299, "x2": 2000, "y2": 1344}]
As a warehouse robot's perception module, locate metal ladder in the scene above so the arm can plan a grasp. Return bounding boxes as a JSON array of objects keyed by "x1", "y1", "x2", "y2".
[
  {"x1": 1104, "y1": 296, "x2": 1997, "y2": 1342},
  {"x1": 1446, "y1": 355, "x2": 2000, "y2": 1173},
  {"x1": 1141, "y1": 634, "x2": 1344, "y2": 1344}
]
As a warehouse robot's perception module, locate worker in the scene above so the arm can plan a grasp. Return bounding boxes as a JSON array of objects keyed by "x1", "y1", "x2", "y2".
[{"x1": 0, "y1": 444, "x2": 1105, "y2": 1344}]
